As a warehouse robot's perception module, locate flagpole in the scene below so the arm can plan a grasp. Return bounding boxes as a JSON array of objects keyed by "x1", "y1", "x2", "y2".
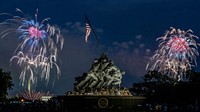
[
  {"x1": 84, "y1": 13, "x2": 100, "y2": 45},
  {"x1": 84, "y1": 13, "x2": 106, "y2": 54}
]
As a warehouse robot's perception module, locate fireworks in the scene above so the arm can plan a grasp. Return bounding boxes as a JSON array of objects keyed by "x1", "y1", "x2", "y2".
[
  {"x1": 19, "y1": 90, "x2": 53, "y2": 100},
  {"x1": 0, "y1": 8, "x2": 64, "y2": 86},
  {"x1": 10, "y1": 50, "x2": 61, "y2": 85},
  {"x1": 146, "y1": 27, "x2": 199, "y2": 81}
]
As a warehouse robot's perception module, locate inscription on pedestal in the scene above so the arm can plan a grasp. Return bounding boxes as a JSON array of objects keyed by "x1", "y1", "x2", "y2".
[{"x1": 98, "y1": 97, "x2": 109, "y2": 108}]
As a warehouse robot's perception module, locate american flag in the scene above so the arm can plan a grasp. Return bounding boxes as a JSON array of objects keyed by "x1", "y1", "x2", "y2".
[{"x1": 85, "y1": 20, "x2": 91, "y2": 43}]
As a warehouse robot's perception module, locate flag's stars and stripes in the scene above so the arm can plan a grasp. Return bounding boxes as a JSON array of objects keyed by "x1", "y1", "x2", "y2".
[{"x1": 85, "y1": 22, "x2": 91, "y2": 43}]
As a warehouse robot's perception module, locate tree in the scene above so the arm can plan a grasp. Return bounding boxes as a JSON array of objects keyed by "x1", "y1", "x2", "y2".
[
  {"x1": 0, "y1": 68, "x2": 14, "y2": 101},
  {"x1": 131, "y1": 70, "x2": 200, "y2": 104},
  {"x1": 186, "y1": 70, "x2": 200, "y2": 83},
  {"x1": 143, "y1": 70, "x2": 175, "y2": 83}
]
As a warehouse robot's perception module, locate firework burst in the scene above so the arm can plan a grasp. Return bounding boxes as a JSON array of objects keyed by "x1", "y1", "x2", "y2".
[
  {"x1": 10, "y1": 49, "x2": 61, "y2": 85},
  {"x1": 0, "y1": 8, "x2": 64, "y2": 86},
  {"x1": 18, "y1": 90, "x2": 53, "y2": 100},
  {"x1": 146, "y1": 27, "x2": 199, "y2": 81},
  {"x1": 0, "y1": 8, "x2": 64, "y2": 54}
]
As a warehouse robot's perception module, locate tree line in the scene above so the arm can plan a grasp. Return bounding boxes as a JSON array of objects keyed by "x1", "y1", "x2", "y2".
[{"x1": 130, "y1": 70, "x2": 200, "y2": 105}]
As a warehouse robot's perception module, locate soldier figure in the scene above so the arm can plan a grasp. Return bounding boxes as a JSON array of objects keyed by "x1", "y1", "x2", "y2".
[{"x1": 75, "y1": 53, "x2": 125, "y2": 91}]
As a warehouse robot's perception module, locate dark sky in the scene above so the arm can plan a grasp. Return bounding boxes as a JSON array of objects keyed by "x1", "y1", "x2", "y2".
[{"x1": 0, "y1": 0, "x2": 200, "y2": 96}]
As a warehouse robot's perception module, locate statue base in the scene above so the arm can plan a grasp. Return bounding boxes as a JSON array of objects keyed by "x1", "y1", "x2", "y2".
[{"x1": 57, "y1": 95, "x2": 146, "y2": 112}]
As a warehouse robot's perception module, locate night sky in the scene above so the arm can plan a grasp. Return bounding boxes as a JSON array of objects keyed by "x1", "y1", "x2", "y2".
[{"x1": 0, "y1": 0, "x2": 200, "y2": 96}]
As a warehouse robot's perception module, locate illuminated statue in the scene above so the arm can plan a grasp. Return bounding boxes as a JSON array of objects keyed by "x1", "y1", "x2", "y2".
[
  {"x1": 103, "y1": 62, "x2": 125, "y2": 87},
  {"x1": 75, "y1": 53, "x2": 125, "y2": 91},
  {"x1": 76, "y1": 59, "x2": 100, "y2": 89}
]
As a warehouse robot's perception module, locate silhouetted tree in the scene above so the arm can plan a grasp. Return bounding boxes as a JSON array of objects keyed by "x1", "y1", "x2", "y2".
[
  {"x1": 143, "y1": 70, "x2": 175, "y2": 83},
  {"x1": 0, "y1": 68, "x2": 14, "y2": 101},
  {"x1": 130, "y1": 69, "x2": 200, "y2": 105},
  {"x1": 186, "y1": 70, "x2": 200, "y2": 83}
]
